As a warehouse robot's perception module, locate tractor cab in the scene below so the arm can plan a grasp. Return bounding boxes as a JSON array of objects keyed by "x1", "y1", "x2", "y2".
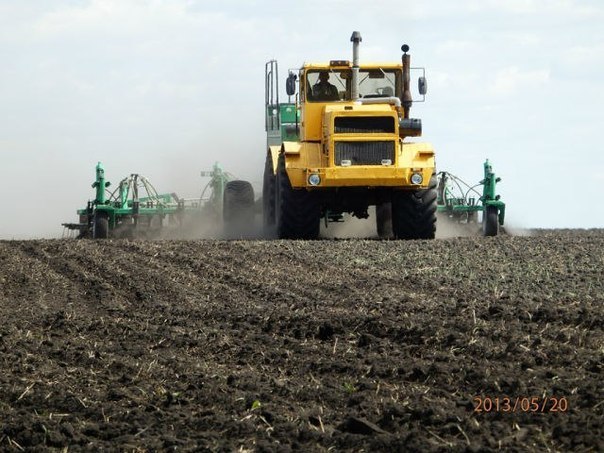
[{"x1": 295, "y1": 64, "x2": 404, "y2": 141}]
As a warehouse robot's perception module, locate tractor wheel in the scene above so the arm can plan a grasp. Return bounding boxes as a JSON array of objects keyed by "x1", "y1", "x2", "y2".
[
  {"x1": 223, "y1": 180, "x2": 255, "y2": 229},
  {"x1": 483, "y1": 205, "x2": 499, "y2": 237},
  {"x1": 391, "y1": 175, "x2": 437, "y2": 240},
  {"x1": 92, "y1": 211, "x2": 109, "y2": 239},
  {"x1": 276, "y1": 155, "x2": 320, "y2": 239},
  {"x1": 262, "y1": 153, "x2": 277, "y2": 237},
  {"x1": 376, "y1": 202, "x2": 393, "y2": 239}
]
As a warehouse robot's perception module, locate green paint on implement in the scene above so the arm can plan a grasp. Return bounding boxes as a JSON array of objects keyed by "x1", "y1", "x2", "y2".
[
  {"x1": 63, "y1": 161, "x2": 237, "y2": 239},
  {"x1": 436, "y1": 160, "x2": 506, "y2": 235}
]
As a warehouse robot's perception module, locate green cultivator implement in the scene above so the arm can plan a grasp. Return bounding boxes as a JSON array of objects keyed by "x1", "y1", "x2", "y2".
[
  {"x1": 436, "y1": 160, "x2": 506, "y2": 236},
  {"x1": 62, "y1": 162, "x2": 185, "y2": 239},
  {"x1": 63, "y1": 162, "x2": 255, "y2": 239}
]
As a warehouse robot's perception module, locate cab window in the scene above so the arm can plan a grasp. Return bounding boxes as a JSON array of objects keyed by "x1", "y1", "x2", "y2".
[
  {"x1": 358, "y1": 69, "x2": 399, "y2": 99},
  {"x1": 304, "y1": 68, "x2": 400, "y2": 102},
  {"x1": 306, "y1": 70, "x2": 347, "y2": 102}
]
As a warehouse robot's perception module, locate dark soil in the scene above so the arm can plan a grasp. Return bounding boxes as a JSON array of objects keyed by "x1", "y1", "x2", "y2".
[{"x1": 0, "y1": 230, "x2": 602, "y2": 451}]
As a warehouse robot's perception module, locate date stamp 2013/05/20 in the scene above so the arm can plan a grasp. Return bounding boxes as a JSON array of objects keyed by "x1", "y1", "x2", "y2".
[{"x1": 473, "y1": 396, "x2": 569, "y2": 413}]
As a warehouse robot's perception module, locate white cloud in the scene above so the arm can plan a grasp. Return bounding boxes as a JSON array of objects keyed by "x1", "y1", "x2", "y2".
[
  {"x1": 567, "y1": 43, "x2": 604, "y2": 64},
  {"x1": 435, "y1": 40, "x2": 481, "y2": 55},
  {"x1": 488, "y1": 66, "x2": 550, "y2": 95},
  {"x1": 466, "y1": 0, "x2": 602, "y2": 15}
]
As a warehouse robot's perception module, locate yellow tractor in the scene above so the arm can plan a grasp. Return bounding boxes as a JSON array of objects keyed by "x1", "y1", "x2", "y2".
[{"x1": 264, "y1": 31, "x2": 436, "y2": 239}]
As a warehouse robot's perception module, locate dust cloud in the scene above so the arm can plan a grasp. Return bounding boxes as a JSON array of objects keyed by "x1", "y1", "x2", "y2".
[
  {"x1": 59, "y1": 188, "x2": 530, "y2": 240},
  {"x1": 320, "y1": 208, "x2": 379, "y2": 239},
  {"x1": 435, "y1": 213, "x2": 482, "y2": 239},
  {"x1": 158, "y1": 204, "x2": 265, "y2": 240},
  {"x1": 501, "y1": 224, "x2": 534, "y2": 237}
]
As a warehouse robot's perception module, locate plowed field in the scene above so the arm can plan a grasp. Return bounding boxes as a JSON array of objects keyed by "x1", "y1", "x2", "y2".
[{"x1": 0, "y1": 230, "x2": 602, "y2": 451}]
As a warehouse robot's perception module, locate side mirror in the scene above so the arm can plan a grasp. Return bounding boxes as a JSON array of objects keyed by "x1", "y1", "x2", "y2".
[
  {"x1": 418, "y1": 76, "x2": 428, "y2": 95},
  {"x1": 286, "y1": 72, "x2": 297, "y2": 96}
]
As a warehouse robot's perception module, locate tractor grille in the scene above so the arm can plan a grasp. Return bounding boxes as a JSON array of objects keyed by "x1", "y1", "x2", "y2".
[
  {"x1": 334, "y1": 116, "x2": 395, "y2": 133},
  {"x1": 334, "y1": 141, "x2": 395, "y2": 166}
]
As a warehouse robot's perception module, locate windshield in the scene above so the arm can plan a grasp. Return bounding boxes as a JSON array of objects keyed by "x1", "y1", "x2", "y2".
[{"x1": 305, "y1": 68, "x2": 400, "y2": 102}]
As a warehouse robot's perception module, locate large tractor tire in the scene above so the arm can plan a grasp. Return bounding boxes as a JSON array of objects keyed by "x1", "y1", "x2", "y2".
[
  {"x1": 276, "y1": 155, "x2": 320, "y2": 239},
  {"x1": 262, "y1": 153, "x2": 277, "y2": 237},
  {"x1": 376, "y1": 202, "x2": 394, "y2": 239},
  {"x1": 391, "y1": 175, "x2": 437, "y2": 240},
  {"x1": 483, "y1": 205, "x2": 499, "y2": 237},
  {"x1": 223, "y1": 180, "x2": 255, "y2": 233},
  {"x1": 92, "y1": 211, "x2": 109, "y2": 239}
]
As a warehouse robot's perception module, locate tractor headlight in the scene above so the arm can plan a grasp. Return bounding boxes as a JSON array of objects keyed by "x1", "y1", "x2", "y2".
[
  {"x1": 410, "y1": 172, "x2": 423, "y2": 185},
  {"x1": 308, "y1": 173, "x2": 321, "y2": 186}
]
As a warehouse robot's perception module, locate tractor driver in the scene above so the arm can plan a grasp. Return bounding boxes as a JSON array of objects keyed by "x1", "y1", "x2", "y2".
[{"x1": 312, "y1": 71, "x2": 340, "y2": 101}]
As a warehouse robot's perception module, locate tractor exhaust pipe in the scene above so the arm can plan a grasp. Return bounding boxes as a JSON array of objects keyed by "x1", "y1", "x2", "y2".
[
  {"x1": 401, "y1": 44, "x2": 412, "y2": 119},
  {"x1": 351, "y1": 31, "x2": 362, "y2": 101}
]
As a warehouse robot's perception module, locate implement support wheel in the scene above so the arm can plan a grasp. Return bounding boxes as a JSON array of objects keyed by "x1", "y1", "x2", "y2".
[
  {"x1": 93, "y1": 211, "x2": 109, "y2": 239},
  {"x1": 483, "y1": 205, "x2": 499, "y2": 237},
  {"x1": 223, "y1": 180, "x2": 255, "y2": 228}
]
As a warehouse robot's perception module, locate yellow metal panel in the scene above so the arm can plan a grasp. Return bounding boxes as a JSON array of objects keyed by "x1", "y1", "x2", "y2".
[
  {"x1": 282, "y1": 141, "x2": 301, "y2": 154},
  {"x1": 323, "y1": 104, "x2": 398, "y2": 114},
  {"x1": 297, "y1": 166, "x2": 420, "y2": 188},
  {"x1": 283, "y1": 140, "x2": 435, "y2": 189},
  {"x1": 322, "y1": 166, "x2": 407, "y2": 186},
  {"x1": 280, "y1": 139, "x2": 435, "y2": 189},
  {"x1": 304, "y1": 102, "x2": 399, "y2": 143},
  {"x1": 400, "y1": 142, "x2": 435, "y2": 168},
  {"x1": 287, "y1": 168, "x2": 307, "y2": 187},
  {"x1": 283, "y1": 142, "x2": 322, "y2": 187},
  {"x1": 300, "y1": 102, "x2": 323, "y2": 141},
  {"x1": 268, "y1": 146, "x2": 281, "y2": 175}
]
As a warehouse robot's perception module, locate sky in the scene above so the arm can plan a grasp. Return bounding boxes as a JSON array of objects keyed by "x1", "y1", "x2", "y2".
[{"x1": 1, "y1": 0, "x2": 603, "y2": 238}]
